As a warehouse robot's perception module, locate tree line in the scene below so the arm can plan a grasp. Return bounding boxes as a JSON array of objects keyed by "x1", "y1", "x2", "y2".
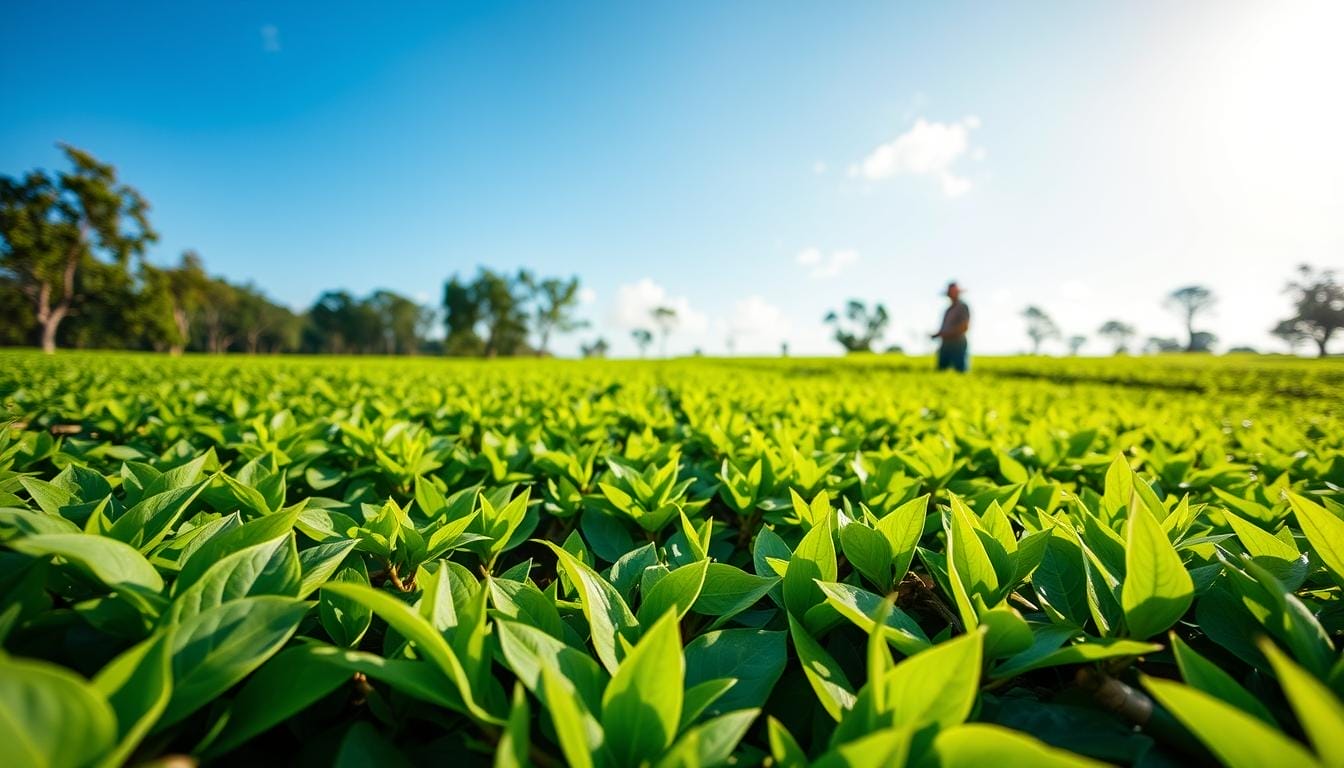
[
  {"x1": 4, "y1": 146, "x2": 1340, "y2": 357},
  {"x1": 824, "y1": 274, "x2": 1342, "y2": 357},
  {"x1": 2, "y1": 145, "x2": 595, "y2": 356}
]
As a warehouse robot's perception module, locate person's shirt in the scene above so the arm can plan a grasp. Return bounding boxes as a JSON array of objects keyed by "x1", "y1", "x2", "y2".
[{"x1": 939, "y1": 300, "x2": 970, "y2": 343}]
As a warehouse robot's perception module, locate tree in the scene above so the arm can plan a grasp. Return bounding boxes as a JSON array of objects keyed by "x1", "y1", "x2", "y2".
[
  {"x1": 442, "y1": 275, "x2": 484, "y2": 356},
  {"x1": 1271, "y1": 318, "x2": 1310, "y2": 354},
  {"x1": 442, "y1": 269, "x2": 591, "y2": 358},
  {"x1": 475, "y1": 268, "x2": 530, "y2": 357},
  {"x1": 0, "y1": 144, "x2": 157, "y2": 353},
  {"x1": 632, "y1": 328, "x2": 653, "y2": 357},
  {"x1": 58, "y1": 257, "x2": 141, "y2": 350},
  {"x1": 1165, "y1": 285, "x2": 1216, "y2": 352},
  {"x1": 141, "y1": 252, "x2": 209, "y2": 354},
  {"x1": 306, "y1": 290, "x2": 359, "y2": 353},
  {"x1": 369, "y1": 289, "x2": 432, "y2": 355},
  {"x1": 1097, "y1": 320, "x2": 1136, "y2": 354},
  {"x1": 0, "y1": 276, "x2": 35, "y2": 345},
  {"x1": 580, "y1": 337, "x2": 609, "y2": 358},
  {"x1": 824, "y1": 300, "x2": 889, "y2": 353},
  {"x1": 1067, "y1": 335, "x2": 1087, "y2": 356},
  {"x1": 1021, "y1": 306, "x2": 1059, "y2": 354},
  {"x1": 1189, "y1": 331, "x2": 1217, "y2": 353},
  {"x1": 1145, "y1": 336, "x2": 1183, "y2": 354},
  {"x1": 1276, "y1": 265, "x2": 1344, "y2": 357},
  {"x1": 199, "y1": 277, "x2": 240, "y2": 353},
  {"x1": 652, "y1": 306, "x2": 678, "y2": 357},
  {"x1": 527, "y1": 275, "x2": 588, "y2": 356},
  {"x1": 234, "y1": 284, "x2": 298, "y2": 354}
]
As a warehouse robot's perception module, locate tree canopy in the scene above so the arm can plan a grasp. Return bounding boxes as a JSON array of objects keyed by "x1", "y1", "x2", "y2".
[
  {"x1": 1275, "y1": 265, "x2": 1343, "y2": 356},
  {"x1": 1021, "y1": 306, "x2": 1060, "y2": 354},
  {"x1": 1165, "y1": 285, "x2": 1217, "y2": 352},
  {"x1": 0, "y1": 144, "x2": 156, "y2": 352},
  {"x1": 824, "y1": 300, "x2": 889, "y2": 353}
]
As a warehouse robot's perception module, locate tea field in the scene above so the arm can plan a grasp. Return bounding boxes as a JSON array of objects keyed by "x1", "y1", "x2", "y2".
[{"x1": 2, "y1": 350, "x2": 1343, "y2": 767}]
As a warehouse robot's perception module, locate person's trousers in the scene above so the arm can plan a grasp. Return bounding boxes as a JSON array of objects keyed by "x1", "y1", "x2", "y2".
[{"x1": 937, "y1": 340, "x2": 969, "y2": 372}]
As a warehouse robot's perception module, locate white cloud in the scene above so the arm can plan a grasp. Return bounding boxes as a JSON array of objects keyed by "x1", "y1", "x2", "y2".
[
  {"x1": 941, "y1": 175, "x2": 972, "y2": 197},
  {"x1": 609, "y1": 278, "x2": 708, "y2": 334},
  {"x1": 729, "y1": 296, "x2": 789, "y2": 336},
  {"x1": 850, "y1": 116, "x2": 981, "y2": 197},
  {"x1": 795, "y1": 247, "x2": 859, "y2": 278},
  {"x1": 261, "y1": 24, "x2": 281, "y2": 53},
  {"x1": 813, "y1": 161, "x2": 828, "y2": 175},
  {"x1": 579, "y1": 287, "x2": 597, "y2": 305},
  {"x1": 1058, "y1": 279, "x2": 1091, "y2": 300},
  {"x1": 720, "y1": 296, "x2": 791, "y2": 354}
]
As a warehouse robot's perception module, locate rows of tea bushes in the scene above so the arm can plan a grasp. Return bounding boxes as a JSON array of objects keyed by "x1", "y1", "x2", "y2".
[{"x1": 1, "y1": 351, "x2": 1342, "y2": 767}]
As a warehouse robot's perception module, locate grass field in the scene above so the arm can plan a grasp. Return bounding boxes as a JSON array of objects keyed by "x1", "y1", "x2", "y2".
[{"x1": 2, "y1": 350, "x2": 1343, "y2": 767}]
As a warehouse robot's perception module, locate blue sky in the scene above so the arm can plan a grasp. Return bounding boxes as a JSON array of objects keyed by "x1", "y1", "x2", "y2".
[{"x1": 3, "y1": 1, "x2": 1341, "y2": 356}]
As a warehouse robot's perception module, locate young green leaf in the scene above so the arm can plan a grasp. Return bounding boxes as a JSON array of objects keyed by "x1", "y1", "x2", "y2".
[
  {"x1": 165, "y1": 533, "x2": 301, "y2": 624},
  {"x1": 1257, "y1": 638, "x2": 1344, "y2": 768},
  {"x1": 883, "y1": 627, "x2": 984, "y2": 729},
  {"x1": 91, "y1": 630, "x2": 174, "y2": 768},
  {"x1": 787, "y1": 614, "x2": 855, "y2": 721},
  {"x1": 691, "y1": 563, "x2": 778, "y2": 629},
  {"x1": 1288, "y1": 492, "x2": 1344, "y2": 586},
  {"x1": 0, "y1": 655, "x2": 117, "y2": 768},
  {"x1": 637, "y1": 558, "x2": 709, "y2": 626},
  {"x1": 840, "y1": 520, "x2": 892, "y2": 590},
  {"x1": 320, "y1": 560, "x2": 374, "y2": 647},
  {"x1": 816, "y1": 581, "x2": 931, "y2": 656},
  {"x1": 924, "y1": 723, "x2": 1111, "y2": 767},
  {"x1": 542, "y1": 540, "x2": 639, "y2": 675},
  {"x1": 875, "y1": 494, "x2": 928, "y2": 585},
  {"x1": 1121, "y1": 501, "x2": 1193, "y2": 639},
  {"x1": 158, "y1": 596, "x2": 310, "y2": 729},
  {"x1": 541, "y1": 662, "x2": 600, "y2": 768},
  {"x1": 783, "y1": 513, "x2": 837, "y2": 622},
  {"x1": 684, "y1": 629, "x2": 786, "y2": 714},
  {"x1": 601, "y1": 610, "x2": 685, "y2": 767},
  {"x1": 495, "y1": 683, "x2": 531, "y2": 768},
  {"x1": 1143, "y1": 675, "x2": 1319, "y2": 768},
  {"x1": 1170, "y1": 634, "x2": 1276, "y2": 725},
  {"x1": 320, "y1": 581, "x2": 504, "y2": 724},
  {"x1": 653, "y1": 709, "x2": 759, "y2": 768},
  {"x1": 10, "y1": 532, "x2": 164, "y2": 595}
]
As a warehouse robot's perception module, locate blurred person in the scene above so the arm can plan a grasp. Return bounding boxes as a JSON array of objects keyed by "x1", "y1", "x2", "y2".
[{"x1": 931, "y1": 281, "x2": 970, "y2": 372}]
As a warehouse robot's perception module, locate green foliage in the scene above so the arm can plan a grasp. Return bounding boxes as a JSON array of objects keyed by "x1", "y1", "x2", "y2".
[{"x1": 0, "y1": 351, "x2": 1342, "y2": 766}]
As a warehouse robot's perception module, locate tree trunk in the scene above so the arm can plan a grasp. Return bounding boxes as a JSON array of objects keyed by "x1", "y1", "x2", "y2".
[
  {"x1": 34, "y1": 250, "x2": 79, "y2": 354},
  {"x1": 171, "y1": 305, "x2": 190, "y2": 355},
  {"x1": 1318, "y1": 336, "x2": 1330, "y2": 358},
  {"x1": 40, "y1": 313, "x2": 62, "y2": 354}
]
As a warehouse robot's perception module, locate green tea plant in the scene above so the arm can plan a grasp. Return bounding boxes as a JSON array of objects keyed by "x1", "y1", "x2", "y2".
[{"x1": 0, "y1": 350, "x2": 1342, "y2": 766}]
